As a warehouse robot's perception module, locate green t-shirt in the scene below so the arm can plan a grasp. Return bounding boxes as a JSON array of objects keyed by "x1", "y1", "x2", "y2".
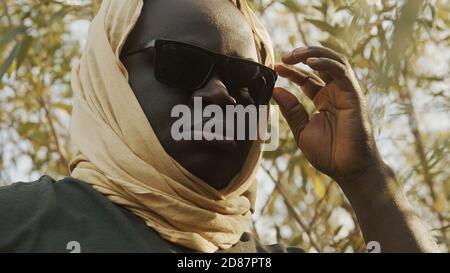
[{"x1": 0, "y1": 176, "x2": 304, "y2": 253}]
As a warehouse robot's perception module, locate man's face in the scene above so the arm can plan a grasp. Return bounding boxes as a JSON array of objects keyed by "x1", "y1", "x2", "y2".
[{"x1": 121, "y1": 0, "x2": 260, "y2": 189}]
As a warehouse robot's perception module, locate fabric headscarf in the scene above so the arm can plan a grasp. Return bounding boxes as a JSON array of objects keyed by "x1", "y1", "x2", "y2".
[{"x1": 69, "y1": 0, "x2": 274, "y2": 252}]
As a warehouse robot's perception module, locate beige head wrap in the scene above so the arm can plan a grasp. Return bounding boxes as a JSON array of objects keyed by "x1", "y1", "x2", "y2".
[{"x1": 69, "y1": 0, "x2": 274, "y2": 252}]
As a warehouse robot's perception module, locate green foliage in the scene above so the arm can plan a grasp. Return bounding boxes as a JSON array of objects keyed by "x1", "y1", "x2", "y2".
[
  {"x1": 0, "y1": 1, "x2": 96, "y2": 180},
  {"x1": 1, "y1": 0, "x2": 449, "y2": 252},
  {"x1": 250, "y1": 0, "x2": 449, "y2": 252}
]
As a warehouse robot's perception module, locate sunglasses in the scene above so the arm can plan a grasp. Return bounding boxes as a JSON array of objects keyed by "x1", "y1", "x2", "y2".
[{"x1": 124, "y1": 39, "x2": 277, "y2": 105}]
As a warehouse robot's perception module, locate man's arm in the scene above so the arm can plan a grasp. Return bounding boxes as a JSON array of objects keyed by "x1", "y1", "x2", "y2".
[
  {"x1": 272, "y1": 46, "x2": 440, "y2": 252},
  {"x1": 339, "y1": 162, "x2": 439, "y2": 252}
]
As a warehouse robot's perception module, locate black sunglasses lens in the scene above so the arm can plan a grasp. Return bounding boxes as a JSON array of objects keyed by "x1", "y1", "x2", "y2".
[
  {"x1": 155, "y1": 42, "x2": 214, "y2": 89},
  {"x1": 226, "y1": 59, "x2": 275, "y2": 105}
]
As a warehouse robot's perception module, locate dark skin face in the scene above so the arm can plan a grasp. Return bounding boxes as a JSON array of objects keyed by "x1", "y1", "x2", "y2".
[{"x1": 121, "y1": 0, "x2": 259, "y2": 189}]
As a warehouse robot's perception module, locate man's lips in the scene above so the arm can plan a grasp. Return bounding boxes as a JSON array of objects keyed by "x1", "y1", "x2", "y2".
[
  {"x1": 183, "y1": 117, "x2": 238, "y2": 150},
  {"x1": 191, "y1": 117, "x2": 235, "y2": 138}
]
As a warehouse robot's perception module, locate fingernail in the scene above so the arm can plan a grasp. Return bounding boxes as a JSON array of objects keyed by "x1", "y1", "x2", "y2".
[
  {"x1": 292, "y1": 47, "x2": 308, "y2": 56},
  {"x1": 307, "y1": 58, "x2": 319, "y2": 64},
  {"x1": 282, "y1": 47, "x2": 307, "y2": 59},
  {"x1": 281, "y1": 52, "x2": 292, "y2": 60}
]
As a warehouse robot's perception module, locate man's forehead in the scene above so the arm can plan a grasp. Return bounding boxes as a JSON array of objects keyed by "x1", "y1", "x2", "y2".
[{"x1": 127, "y1": 0, "x2": 258, "y2": 61}]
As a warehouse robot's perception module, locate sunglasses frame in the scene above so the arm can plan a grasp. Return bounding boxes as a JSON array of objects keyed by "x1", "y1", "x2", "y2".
[{"x1": 124, "y1": 39, "x2": 277, "y2": 104}]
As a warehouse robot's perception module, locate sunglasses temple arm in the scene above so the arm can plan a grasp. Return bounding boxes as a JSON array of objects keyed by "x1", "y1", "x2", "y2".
[{"x1": 124, "y1": 40, "x2": 157, "y2": 57}]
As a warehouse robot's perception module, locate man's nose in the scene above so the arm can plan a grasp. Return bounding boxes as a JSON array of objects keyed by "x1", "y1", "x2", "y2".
[{"x1": 189, "y1": 75, "x2": 236, "y2": 107}]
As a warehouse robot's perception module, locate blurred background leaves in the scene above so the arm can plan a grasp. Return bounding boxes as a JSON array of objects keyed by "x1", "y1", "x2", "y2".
[{"x1": 1, "y1": 0, "x2": 449, "y2": 252}]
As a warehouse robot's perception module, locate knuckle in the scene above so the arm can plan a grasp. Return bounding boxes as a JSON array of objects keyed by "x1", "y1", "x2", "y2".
[
  {"x1": 343, "y1": 68, "x2": 354, "y2": 79},
  {"x1": 337, "y1": 53, "x2": 348, "y2": 63}
]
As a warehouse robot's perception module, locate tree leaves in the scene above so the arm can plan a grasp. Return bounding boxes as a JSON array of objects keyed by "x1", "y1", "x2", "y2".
[
  {"x1": 304, "y1": 164, "x2": 326, "y2": 199},
  {"x1": 0, "y1": 42, "x2": 20, "y2": 81},
  {"x1": 0, "y1": 26, "x2": 26, "y2": 47},
  {"x1": 304, "y1": 18, "x2": 342, "y2": 36},
  {"x1": 253, "y1": 0, "x2": 449, "y2": 252},
  {"x1": 1, "y1": 0, "x2": 449, "y2": 253},
  {"x1": 0, "y1": 0, "x2": 85, "y2": 179}
]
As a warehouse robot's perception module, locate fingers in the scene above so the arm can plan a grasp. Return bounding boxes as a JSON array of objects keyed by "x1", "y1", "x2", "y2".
[
  {"x1": 281, "y1": 46, "x2": 356, "y2": 89},
  {"x1": 307, "y1": 58, "x2": 346, "y2": 79},
  {"x1": 281, "y1": 46, "x2": 360, "y2": 94},
  {"x1": 272, "y1": 87, "x2": 309, "y2": 139},
  {"x1": 306, "y1": 58, "x2": 354, "y2": 91},
  {"x1": 274, "y1": 64, "x2": 325, "y2": 100},
  {"x1": 316, "y1": 70, "x2": 333, "y2": 84},
  {"x1": 282, "y1": 46, "x2": 348, "y2": 66}
]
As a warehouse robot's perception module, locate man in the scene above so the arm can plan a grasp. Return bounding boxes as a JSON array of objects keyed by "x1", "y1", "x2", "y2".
[{"x1": 0, "y1": 0, "x2": 439, "y2": 253}]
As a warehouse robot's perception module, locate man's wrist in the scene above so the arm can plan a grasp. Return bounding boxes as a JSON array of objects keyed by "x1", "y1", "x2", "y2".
[
  {"x1": 337, "y1": 161, "x2": 399, "y2": 206},
  {"x1": 336, "y1": 163, "x2": 441, "y2": 252}
]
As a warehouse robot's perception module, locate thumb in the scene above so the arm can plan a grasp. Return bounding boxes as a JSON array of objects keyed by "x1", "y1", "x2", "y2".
[{"x1": 272, "y1": 87, "x2": 309, "y2": 141}]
